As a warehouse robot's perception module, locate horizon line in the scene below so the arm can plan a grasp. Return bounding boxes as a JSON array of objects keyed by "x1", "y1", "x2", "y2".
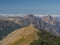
[{"x1": 0, "y1": 14, "x2": 60, "y2": 17}]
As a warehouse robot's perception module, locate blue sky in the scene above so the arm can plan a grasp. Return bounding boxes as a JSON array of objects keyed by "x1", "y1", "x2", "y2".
[{"x1": 0, "y1": 0, "x2": 60, "y2": 14}]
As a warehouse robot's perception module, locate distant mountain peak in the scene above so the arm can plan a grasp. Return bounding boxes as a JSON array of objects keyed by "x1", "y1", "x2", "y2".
[
  {"x1": 27, "y1": 14, "x2": 34, "y2": 17},
  {"x1": 28, "y1": 14, "x2": 34, "y2": 17},
  {"x1": 48, "y1": 14, "x2": 53, "y2": 19}
]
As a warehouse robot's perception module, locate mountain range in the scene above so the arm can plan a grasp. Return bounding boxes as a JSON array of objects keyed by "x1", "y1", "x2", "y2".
[
  {"x1": 2, "y1": 14, "x2": 60, "y2": 35},
  {"x1": 0, "y1": 14, "x2": 60, "y2": 45}
]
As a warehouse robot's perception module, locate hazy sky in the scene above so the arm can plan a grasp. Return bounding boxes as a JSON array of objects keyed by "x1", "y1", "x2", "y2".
[{"x1": 0, "y1": 0, "x2": 60, "y2": 14}]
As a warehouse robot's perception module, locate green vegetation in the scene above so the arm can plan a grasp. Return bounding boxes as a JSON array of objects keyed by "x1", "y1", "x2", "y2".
[{"x1": 30, "y1": 29, "x2": 60, "y2": 45}]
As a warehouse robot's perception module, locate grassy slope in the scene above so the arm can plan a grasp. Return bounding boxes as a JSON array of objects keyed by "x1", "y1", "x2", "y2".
[{"x1": 0, "y1": 25, "x2": 39, "y2": 45}]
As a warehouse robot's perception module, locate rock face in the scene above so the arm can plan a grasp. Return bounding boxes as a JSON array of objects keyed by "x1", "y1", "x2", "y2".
[
  {"x1": 41, "y1": 15, "x2": 60, "y2": 35},
  {"x1": 41, "y1": 15, "x2": 56, "y2": 25}
]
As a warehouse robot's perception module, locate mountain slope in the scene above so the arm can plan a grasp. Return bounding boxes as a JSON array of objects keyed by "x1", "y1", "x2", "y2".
[
  {"x1": 0, "y1": 25, "x2": 39, "y2": 45},
  {"x1": 3, "y1": 17, "x2": 23, "y2": 25},
  {"x1": 0, "y1": 19, "x2": 21, "y2": 40},
  {"x1": 0, "y1": 25, "x2": 60, "y2": 45},
  {"x1": 31, "y1": 30, "x2": 60, "y2": 45}
]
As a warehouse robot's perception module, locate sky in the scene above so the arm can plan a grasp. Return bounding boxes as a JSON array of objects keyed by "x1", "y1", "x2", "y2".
[{"x1": 0, "y1": 0, "x2": 60, "y2": 15}]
